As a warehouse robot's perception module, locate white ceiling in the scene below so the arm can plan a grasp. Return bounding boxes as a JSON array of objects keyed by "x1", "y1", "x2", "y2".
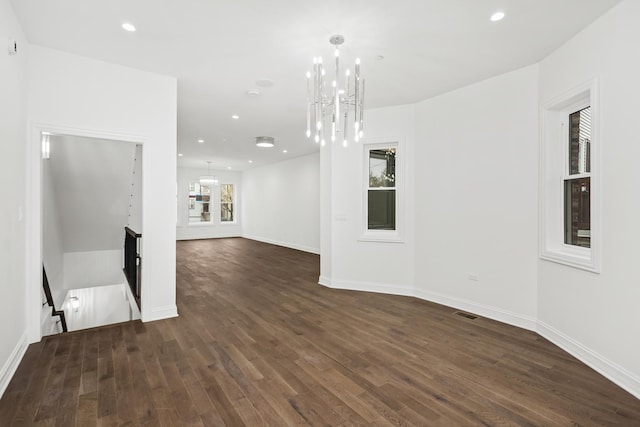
[{"x1": 12, "y1": 0, "x2": 619, "y2": 171}]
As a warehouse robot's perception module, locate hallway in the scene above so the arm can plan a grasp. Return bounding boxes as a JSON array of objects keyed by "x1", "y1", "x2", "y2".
[{"x1": 1, "y1": 238, "x2": 638, "y2": 425}]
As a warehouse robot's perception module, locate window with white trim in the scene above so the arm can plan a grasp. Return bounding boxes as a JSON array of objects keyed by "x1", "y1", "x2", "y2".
[
  {"x1": 540, "y1": 80, "x2": 600, "y2": 272},
  {"x1": 188, "y1": 182, "x2": 212, "y2": 223},
  {"x1": 361, "y1": 140, "x2": 403, "y2": 242},
  {"x1": 220, "y1": 184, "x2": 234, "y2": 222}
]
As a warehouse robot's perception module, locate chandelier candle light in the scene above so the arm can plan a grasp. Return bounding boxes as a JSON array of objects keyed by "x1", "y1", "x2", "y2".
[{"x1": 307, "y1": 35, "x2": 365, "y2": 147}]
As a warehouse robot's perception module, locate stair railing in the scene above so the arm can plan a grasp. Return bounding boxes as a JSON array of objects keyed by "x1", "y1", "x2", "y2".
[
  {"x1": 123, "y1": 226, "x2": 141, "y2": 310},
  {"x1": 42, "y1": 267, "x2": 67, "y2": 333}
]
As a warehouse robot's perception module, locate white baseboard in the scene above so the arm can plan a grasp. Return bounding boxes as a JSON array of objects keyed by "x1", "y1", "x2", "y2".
[
  {"x1": 537, "y1": 321, "x2": 640, "y2": 399},
  {"x1": 319, "y1": 277, "x2": 414, "y2": 297},
  {"x1": 414, "y1": 288, "x2": 537, "y2": 331},
  {"x1": 0, "y1": 333, "x2": 28, "y2": 399},
  {"x1": 142, "y1": 305, "x2": 178, "y2": 323},
  {"x1": 242, "y1": 234, "x2": 320, "y2": 255}
]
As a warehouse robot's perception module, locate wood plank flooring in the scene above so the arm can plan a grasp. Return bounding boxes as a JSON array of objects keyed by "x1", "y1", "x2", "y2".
[{"x1": 1, "y1": 237, "x2": 639, "y2": 426}]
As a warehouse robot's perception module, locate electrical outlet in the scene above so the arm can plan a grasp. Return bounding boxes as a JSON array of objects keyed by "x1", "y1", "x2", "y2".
[{"x1": 467, "y1": 273, "x2": 479, "y2": 281}]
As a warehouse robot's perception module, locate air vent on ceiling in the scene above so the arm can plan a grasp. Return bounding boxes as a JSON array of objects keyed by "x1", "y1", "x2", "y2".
[{"x1": 453, "y1": 311, "x2": 479, "y2": 320}]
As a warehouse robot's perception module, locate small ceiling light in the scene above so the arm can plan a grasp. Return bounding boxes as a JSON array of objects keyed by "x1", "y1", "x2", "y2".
[
  {"x1": 248, "y1": 160, "x2": 253, "y2": 163},
  {"x1": 246, "y1": 89, "x2": 261, "y2": 97},
  {"x1": 490, "y1": 11, "x2": 505, "y2": 21},
  {"x1": 197, "y1": 139, "x2": 204, "y2": 143},
  {"x1": 178, "y1": 153, "x2": 183, "y2": 157},
  {"x1": 256, "y1": 136, "x2": 275, "y2": 148},
  {"x1": 232, "y1": 115, "x2": 240, "y2": 120},
  {"x1": 227, "y1": 166, "x2": 232, "y2": 170},
  {"x1": 122, "y1": 23, "x2": 136, "y2": 32},
  {"x1": 283, "y1": 150, "x2": 288, "y2": 153},
  {"x1": 256, "y1": 79, "x2": 275, "y2": 88}
]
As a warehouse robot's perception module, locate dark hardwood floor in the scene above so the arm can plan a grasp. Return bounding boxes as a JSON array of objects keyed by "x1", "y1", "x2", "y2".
[{"x1": 1, "y1": 237, "x2": 639, "y2": 426}]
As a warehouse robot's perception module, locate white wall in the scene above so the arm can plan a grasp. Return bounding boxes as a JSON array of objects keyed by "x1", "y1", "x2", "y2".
[
  {"x1": 128, "y1": 144, "x2": 143, "y2": 232},
  {"x1": 0, "y1": 0, "x2": 28, "y2": 398},
  {"x1": 242, "y1": 152, "x2": 320, "y2": 254},
  {"x1": 414, "y1": 65, "x2": 539, "y2": 329},
  {"x1": 27, "y1": 46, "x2": 178, "y2": 331},
  {"x1": 321, "y1": 104, "x2": 415, "y2": 293},
  {"x1": 63, "y1": 250, "x2": 123, "y2": 289},
  {"x1": 177, "y1": 167, "x2": 242, "y2": 240},
  {"x1": 42, "y1": 159, "x2": 66, "y2": 307},
  {"x1": 537, "y1": 0, "x2": 640, "y2": 396}
]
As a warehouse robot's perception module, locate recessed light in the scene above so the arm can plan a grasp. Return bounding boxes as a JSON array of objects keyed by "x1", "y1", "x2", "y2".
[
  {"x1": 232, "y1": 115, "x2": 239, "y2": 120},
  {"x1": 122, "y1": 23, "x2": 136, "y2": 32},
  {"x1": 490, "y1": 11, "x2": 505, "y2": 22},
  {"x1": 283, "y1": 150, "x2": 288, "y2": 153},
  {"x1": 246, "y1": 89, "x2": 261, "y2": 97},
  {"x1": 255, "y1": 79, "x2": 275, "y2": 88},
  {"x1": 248, "y1": 160, "x2": 253, "y2": 163},
  {"x1": 197, "y1": 139, "x2": 204, "y2": 143},
  {"x1": 227, "y1": 166, "x2": 232, "y2": 170},
  {"x1": 178, "y1": 153, "x2": 183, "y2": 157}
]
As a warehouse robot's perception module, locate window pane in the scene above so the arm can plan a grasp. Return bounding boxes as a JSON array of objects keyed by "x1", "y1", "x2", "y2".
[
  {"x1": 564, "y1": 177, "x2": 590, "y2": 248},
  {"x1": 368, "y1": 190, "x2": 396, "y2": 230},
  {"x1": 189, "y1": 182, "x2": 211, "y2": 223},
  {"x1": 569, "y1": 106, "x2": 591, "y2": 175},
  {"x1": 220, "y1": 184, "x2": 234, "y2": 222},
  {"x1": 369, "y1": 149, "x2": 396, "y2": 188}
]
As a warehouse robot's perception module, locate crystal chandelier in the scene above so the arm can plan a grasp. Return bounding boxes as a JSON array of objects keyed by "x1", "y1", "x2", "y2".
[{"x1": 306, "y1": 35, "x2": 365, "y2": 147}]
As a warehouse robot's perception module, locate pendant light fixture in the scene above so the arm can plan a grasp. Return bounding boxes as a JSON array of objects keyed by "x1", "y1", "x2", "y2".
[
  {"x1": 200, "y1": 161, "x2": 218, "y2": 185},
  {"x1": 307, "y1": 35, "x2": 365, "y2": 147}
]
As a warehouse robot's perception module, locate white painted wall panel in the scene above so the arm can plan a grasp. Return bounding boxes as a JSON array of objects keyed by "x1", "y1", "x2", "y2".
[
  {"x1": 63, "y1": 250, "x2": 123, "y2": 289},
  {"x1": 242, "y1": 153, "x2": 320, "y2": 254},
  {"x1": 414, "y1": 65, "x2": 539, "y2": 328},
  {"x1": 538, "y1": 0, "x2": 640, "y2": 394},
  {"x1": 0, "y1": 0, "x2": 28, "y2": 397},
  {"x1": 27, "y1": 46, "x2": 177, "y2": 327}
]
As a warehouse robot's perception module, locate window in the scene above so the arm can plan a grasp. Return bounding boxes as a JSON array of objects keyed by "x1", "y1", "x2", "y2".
[
  {"x1": 368, "y1": 148, "x2": 396, "y2": 230},
  {"x1": 188, "y1": 182, "x2": 212, "y2": 223},
  {"x1": 564, "y1": 106, "x2": 591, "y2": 248},
  {"x1": 361, "y1": 139, "x2": 403, "y2": 242},
  {"x1": 540, "y1": 80, "x2": 599, "y2": 272},
  {"x1": 220, "y1": 184, "x2": 234, "y2": 222}
]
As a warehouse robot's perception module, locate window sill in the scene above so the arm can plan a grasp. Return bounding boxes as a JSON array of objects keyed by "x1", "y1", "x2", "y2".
[
  {"x1": 359, "y1": 230, "x2": 404, "y2": 243},
  {"x1": 540, "y1": 246, "x2": 599, "y2": 273}
]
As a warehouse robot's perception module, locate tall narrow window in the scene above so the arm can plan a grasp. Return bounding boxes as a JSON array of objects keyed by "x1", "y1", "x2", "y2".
[
  {"x1": 564, "y1": 106, "x2": 591, "y2": 247},
  {"x1": 540, "y1": 79, "x2": 599, "y2": 272},
  {"x1": 188, "y1": 182, "x2": 211, "y2": 223},
  {"x1": 367, "y1": 148, "x2": 396, "y2": 230},
  {"x1": 220, "y1": 184, "x2": 234, "y2": 222}
]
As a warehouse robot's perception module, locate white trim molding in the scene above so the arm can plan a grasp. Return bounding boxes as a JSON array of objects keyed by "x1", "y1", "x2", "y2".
[
  {"x1": 414, "y1": 289, "x2": 538, "y2": 331},
  {"x1": 243, "y1": 235, "x2": 320, "y2": 255},
  {"x1": 142, "y1": 305, "x2": 178, "y2": 323},
  {"x1": 0, "y1": 333, "x2": 28, "y2": 399},
  {"x1": 537, "y1": 321, "x2": 640, "y2": 400},
  {"x1": 539, "y1": 79, "x2": 601, "y2": 273},
  {"x1": 319, "y1": 277, "x2": 414, "y2": 298}
]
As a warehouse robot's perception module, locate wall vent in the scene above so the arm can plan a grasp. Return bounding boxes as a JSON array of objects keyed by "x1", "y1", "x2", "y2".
[{"x1": 453, "y1": 311, "x2": 478, "y2": 320}]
